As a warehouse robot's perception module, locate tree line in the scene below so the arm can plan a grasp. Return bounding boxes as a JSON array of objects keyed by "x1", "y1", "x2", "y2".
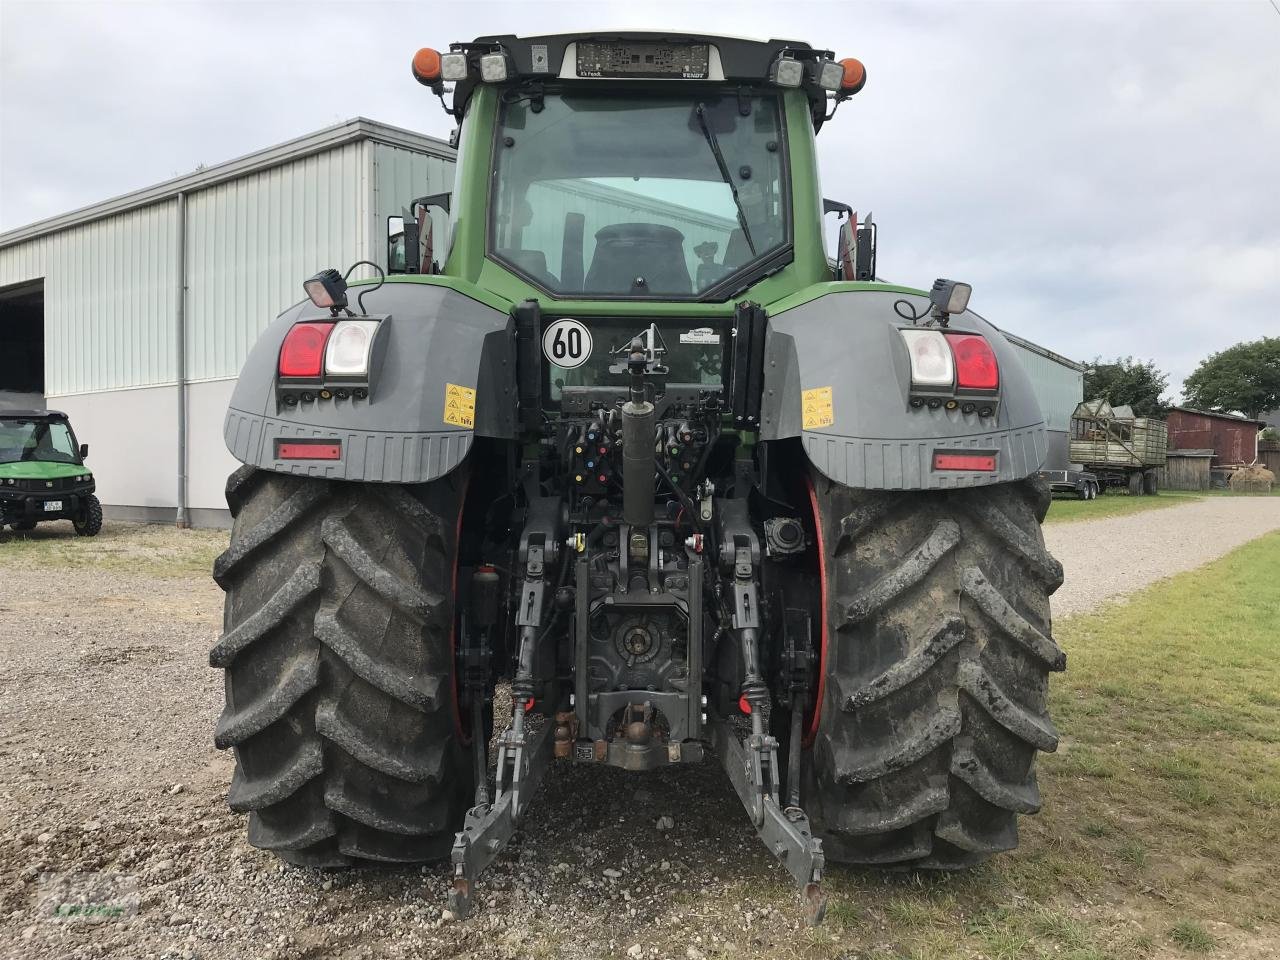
[{"x1": 1083, "y1": 336, "x2": 1280, "y2": 425}]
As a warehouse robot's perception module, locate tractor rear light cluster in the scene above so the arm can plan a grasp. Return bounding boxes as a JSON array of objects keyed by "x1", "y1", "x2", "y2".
[
  {"x1": 901, "y1": 328, "x2": 1000, "y2": 417},
  {"x1": 277, "y1": 318, "x2": 385, "y2": 404}
]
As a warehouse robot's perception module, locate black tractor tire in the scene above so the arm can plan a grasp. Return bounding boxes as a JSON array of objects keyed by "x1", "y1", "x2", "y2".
[
  {"x1": 12, "y1": 519, "x2": 37, "y2": 532},
  {"x1": 802, "y1": 474, "x2": 1065, "y2": 869},
  {"x1": 74, "y1": 495, "x2": 103, "y2": 536},
  {"x1": 1142, "y1": 470, "x2": 1158, "y2": 496},
  {"x1": 211, "y1": 466, "x2": 473, "y2": 867}
]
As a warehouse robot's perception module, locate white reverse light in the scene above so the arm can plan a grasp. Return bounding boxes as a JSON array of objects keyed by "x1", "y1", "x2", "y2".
[
  {"x1": 440, "y1": 52, "x2": 468, "y2": 81},
  {"x1": 325, "y1": 320, "x2": 381, "y2": 377},
  {"x1": 899, "y1": 329, "x2": 954, "y2": 388}
]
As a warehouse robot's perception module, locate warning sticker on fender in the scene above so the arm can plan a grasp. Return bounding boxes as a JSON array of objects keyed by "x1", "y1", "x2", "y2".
[
  {"x1": 802, "y1": 386, "x2": 834, "y2": 430},
  {"x1": 443, "y1": 383, "x2": 476, "y2": 429}
]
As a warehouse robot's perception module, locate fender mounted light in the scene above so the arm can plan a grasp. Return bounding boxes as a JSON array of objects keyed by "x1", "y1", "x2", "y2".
[
  {"x1": 324, "y1": 319, "x2": 382, "y2": 378},
  {"x1": 900, "y1": 329, "x2": 954, "y2": 388},
  {"x1": 945, "y1": 333, "x2": 1000, "y2": 391},
  {"x1": 303, "y1": 269, "x2": 347, "y2": 311},
  {"x1": 929, "y1": 278, "x2": 972, "y2": 318},
  {"x1": 278, "y1": 322, "x2": 336, "y2": 379}
]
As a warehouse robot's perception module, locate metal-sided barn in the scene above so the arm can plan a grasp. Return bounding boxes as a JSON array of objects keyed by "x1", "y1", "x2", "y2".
[
  {"x1": 999, "y1": 331, "x2": 1085, "y2": 472},
  {"x1": 0, "y1": 118, "x2": 1085, "y2": 526},
  {"x1": 0, "y1": 119, "x2": 455, "y2": 526}
]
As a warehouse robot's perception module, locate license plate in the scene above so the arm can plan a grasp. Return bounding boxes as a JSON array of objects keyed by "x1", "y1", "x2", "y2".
[{"x1": 44, "y1": 500, "x2": 62, "y2": 511}]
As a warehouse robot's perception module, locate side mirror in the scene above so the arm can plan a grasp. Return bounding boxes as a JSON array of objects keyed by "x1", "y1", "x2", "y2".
[
  {"x1": 79, "y1": 443, "x2": 89, "y2": 459},
  {"x1": 387, "y1": 215, "x2": 422, "y2": 275},
  {"x1": 836, "y1": 213, "x2": 877, "y2": 281},
  {"x1": 416, "y1": 203, "x2": 435, "y2": 274},
  {"x1": 836, "y1": 217, "x2": 856, "y2": 280}
]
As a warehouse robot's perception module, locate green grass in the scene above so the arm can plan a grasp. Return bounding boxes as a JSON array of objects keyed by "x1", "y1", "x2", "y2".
[
  {"x1": 672, "y1": 530, "x2": 1280, "y2": 958},
  {"x1": 1044, "y1": 482, "x2": 1280, "y2": 525},
  {"x1": 1044, "y1": 488, "x2": 1205, "y2": 524},
  {"x1": 0, "y1": 520, "x2": 227, "y2": 577},
  {"x1": 1169, "y1": 920, "x2": 1217, "y2": 952}
]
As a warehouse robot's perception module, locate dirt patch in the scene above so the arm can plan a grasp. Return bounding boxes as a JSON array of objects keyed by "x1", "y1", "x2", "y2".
[{"x1": 2, "y1": 521, "x2": 1277, "y2": 958}]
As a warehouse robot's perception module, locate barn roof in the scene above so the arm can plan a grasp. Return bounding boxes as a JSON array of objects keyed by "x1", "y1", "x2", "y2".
[
  {"x1": 0, "y1": 118, "x2": 454, "y2": 251},
  {"x1": 1168, "y1": 406, "x2": 1266, "y2": 428}
]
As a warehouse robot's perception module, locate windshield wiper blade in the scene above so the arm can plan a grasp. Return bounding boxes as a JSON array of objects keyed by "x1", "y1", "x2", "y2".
[{"x1": 695, "y1": 102, "x2": 757, "y2": 258}]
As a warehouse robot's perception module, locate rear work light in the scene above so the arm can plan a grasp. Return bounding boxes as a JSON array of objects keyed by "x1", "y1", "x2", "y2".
[
  {"x1": 278, "y1": 322, "x2": 335, "y2": 379},
  {"x1": 933, "y1": 452, "x2": 997, "y2": 472},
  {"x1": 945, "y1": 333, "x2": 999, "y2": 390}
]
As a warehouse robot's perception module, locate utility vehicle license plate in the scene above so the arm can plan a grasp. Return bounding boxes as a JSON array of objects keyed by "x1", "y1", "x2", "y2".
[{"x1": 44, "y1": 500, "x2": 62, "y2": 511}]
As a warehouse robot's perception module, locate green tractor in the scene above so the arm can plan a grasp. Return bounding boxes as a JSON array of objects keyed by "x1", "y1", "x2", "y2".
[
  {"x1": 212, "y1": 32, "x2": 1063, "y2": 922},
  {"x1": 0, "y1": 410, "x2": 101, "y2": 536}
]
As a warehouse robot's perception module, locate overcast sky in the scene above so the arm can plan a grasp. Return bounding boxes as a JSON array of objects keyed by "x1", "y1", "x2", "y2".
[{"x1": 2, "y1": 0, "x2": 1278, "y2": 396}]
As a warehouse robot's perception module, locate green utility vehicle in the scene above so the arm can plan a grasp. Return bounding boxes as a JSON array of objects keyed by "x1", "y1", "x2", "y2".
[
  {"x1": 0, "y1": 410, "x2": 101, "y2": 535},
  {"x1": 212, "y1": 33, "x2": 1063, "y2": 923}
]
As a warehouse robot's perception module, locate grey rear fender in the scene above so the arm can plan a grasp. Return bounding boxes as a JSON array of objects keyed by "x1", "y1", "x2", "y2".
[
  {"x1": 224, "y1": 281, "x2": 514, "y2": 483},
  {"x1": 760, "y1": 288, "x2": 1047, "y2": 489}
]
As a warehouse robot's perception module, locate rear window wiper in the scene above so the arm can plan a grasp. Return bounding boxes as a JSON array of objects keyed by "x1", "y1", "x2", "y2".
[{"x1": 695, "y1": 103, "x2": 757, "y2": 258}]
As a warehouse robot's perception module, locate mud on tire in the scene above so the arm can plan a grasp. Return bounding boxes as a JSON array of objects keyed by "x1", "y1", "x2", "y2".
[
  {"x1": 803, "y1": 474, "x2": 1065, "y2": 868},
  {"x1": 211, "y1": 466, "x2": 473, "y2": 866}
]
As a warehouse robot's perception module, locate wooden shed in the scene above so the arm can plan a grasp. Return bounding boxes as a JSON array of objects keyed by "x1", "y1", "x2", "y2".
[
  {"x1": 1157, "y1": 449, "x2": 1214, "y2": 491},
  {"x1": 1166, "y1": 407, "x2": 1265, "y2": 466},
  {"x1": 1261, "y1": 439, "x2": 1280, "y2": 476}
]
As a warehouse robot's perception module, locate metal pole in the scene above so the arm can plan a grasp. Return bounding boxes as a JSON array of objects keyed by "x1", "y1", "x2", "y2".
[{"x1": 175, "y1": 191, "x2": 189, "y2": 528}]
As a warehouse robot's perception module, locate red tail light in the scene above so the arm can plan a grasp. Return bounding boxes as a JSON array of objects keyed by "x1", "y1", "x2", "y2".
[
  {"x1": 933, "y1": 452, "x2": 997, "y2": 472},
  {"x1": 279, "y1": 322, "x2": 335, "y2": 378},
  {"x1": 944, "y1": 333, "x2": 999, "y2": 390}
]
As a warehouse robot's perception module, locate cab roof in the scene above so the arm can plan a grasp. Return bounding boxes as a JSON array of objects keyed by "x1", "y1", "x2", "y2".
[
  {"x1": 443, "y1": 31, "x2": 840, "y2": 126},
  {"x1": 0, "y1": 410, "x2": 67, "y2": 420}
]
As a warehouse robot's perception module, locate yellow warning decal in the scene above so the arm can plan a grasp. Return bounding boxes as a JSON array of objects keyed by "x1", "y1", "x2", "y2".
[
  {"x1": 802, "y1": 386, "x2": 835, "y2": 430},
  {"x1": 443, "y1": 382, "x2": 477, "y2": 429}
]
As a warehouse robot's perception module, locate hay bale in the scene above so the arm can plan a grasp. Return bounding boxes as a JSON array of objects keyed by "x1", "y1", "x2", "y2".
[{"x1": 1229, "y1": 464, "x2": 1276, "y2": 493}]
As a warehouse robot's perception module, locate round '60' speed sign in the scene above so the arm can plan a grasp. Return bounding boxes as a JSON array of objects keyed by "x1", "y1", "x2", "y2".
[{"x1": 542, "y1": 318, "x2": 592, "y2": 369}]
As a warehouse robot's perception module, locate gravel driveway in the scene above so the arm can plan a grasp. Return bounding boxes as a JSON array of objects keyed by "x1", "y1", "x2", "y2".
[
  {"x1": 1046, "y1": 494, "x2": 1280, "y2": 616},
  {"x1": 2, "y1": 494, "x2": 1278, "y2": 960}
]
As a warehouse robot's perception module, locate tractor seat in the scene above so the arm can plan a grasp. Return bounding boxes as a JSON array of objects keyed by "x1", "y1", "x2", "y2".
[
  {"x1": 499, "y1": 249, "x2": 559, "y2": 288},
  {"x1": 585, "y1": 223, "x2": 691, "y2": 295}
]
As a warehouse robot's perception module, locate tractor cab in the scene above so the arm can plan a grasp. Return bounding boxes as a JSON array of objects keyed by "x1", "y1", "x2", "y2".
[{"x1": 399, "y1": 34, "x2": 866, "y2": 310}]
